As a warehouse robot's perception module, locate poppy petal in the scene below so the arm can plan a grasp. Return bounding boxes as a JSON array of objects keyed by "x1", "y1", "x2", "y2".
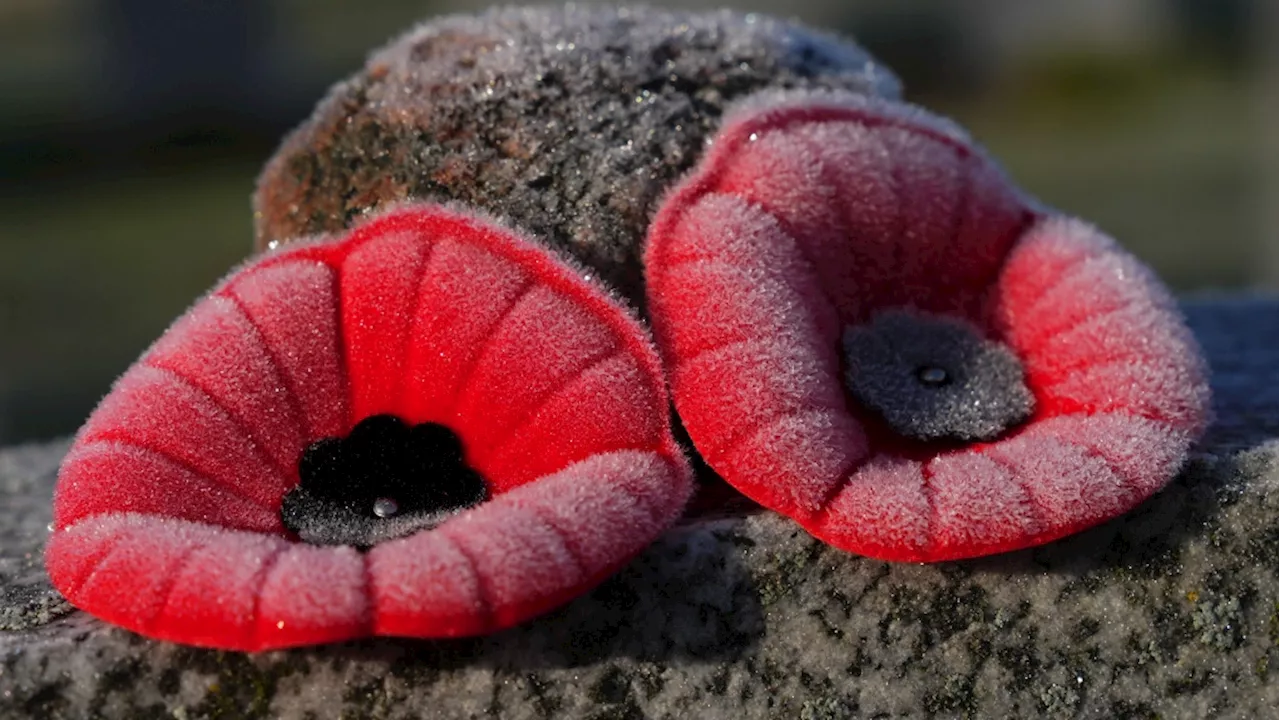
[
  {"x1": 645, "y1": 91, "x2": 1209, "y2": 561},
  {"x1": 813, "y1": 456, "x2": 930, "y2": 561},
  {"x1": 54, "y1": 441, "x2": 281, "y2": 533},
  {"x1": 225, "y1": 260, "x2": 350, "y2": 439},
  {"x1": 75, "y1": 364, "x2": 289, "y2": 510},
  {"x1": 141, "y1": 295, "x2": 308, "y2": 483},
  {"x1": 399, "y1": 235, "x2": 533, "y2": 425},
  {"x1": 340, "y1": 228, "x2": 433, "y2": 421},
  {"x1": 49, "y1": 204, "x2": 692, "y2": 650},
  {"x1": 997, "y1": 217, "x2": 1210, "y2": 435}
]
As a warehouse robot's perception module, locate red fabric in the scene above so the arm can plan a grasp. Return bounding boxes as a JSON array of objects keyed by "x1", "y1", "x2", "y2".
[
  {"x1": 645, "y1": 93, "x2": 1210, "y2": 562},
  {"x1": 48, "y1": 205, "x2": 693, "y2": 650}
]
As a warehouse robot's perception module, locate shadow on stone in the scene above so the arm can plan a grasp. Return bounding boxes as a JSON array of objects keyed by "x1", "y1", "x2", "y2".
[{"x1": 311, "y1": 517, "x2": 766, "y2": 671}]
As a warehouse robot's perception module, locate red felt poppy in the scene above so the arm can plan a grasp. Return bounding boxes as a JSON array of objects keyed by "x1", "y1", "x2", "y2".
[
  {"x1": 47, "y1": 204, "x2": 693, "y2": 650},
  {"x1": 644, "y1": 91, "x2": 1210, "y2": 562}
]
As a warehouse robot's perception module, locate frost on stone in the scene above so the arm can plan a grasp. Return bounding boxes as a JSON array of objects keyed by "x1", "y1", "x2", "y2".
[{"x1": 253, "y1": 5, "x2": 902, "y2": 309}]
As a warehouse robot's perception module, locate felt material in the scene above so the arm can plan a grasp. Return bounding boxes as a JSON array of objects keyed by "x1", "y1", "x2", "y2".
[
  {"x1": 279, "y1": 415, "x2": 488, "y2": 548},
  {"x1": 841, "y1": 309, "x2": 1034, "y2": 442},
  {"x1": 47, "y1": 204, "x2": 693, "y2": 651},
  {"x1": 645, "y1": 91, "x2": 1211, "y2": 562}
]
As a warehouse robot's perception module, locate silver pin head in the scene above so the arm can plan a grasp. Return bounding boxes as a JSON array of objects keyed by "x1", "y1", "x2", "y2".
[{"x1": 372, "y1": 497, "x2": 399, "y2": 519}]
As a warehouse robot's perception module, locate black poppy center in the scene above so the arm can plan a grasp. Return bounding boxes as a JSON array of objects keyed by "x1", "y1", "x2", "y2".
[
  {"x1": 841, "y1": 310, "x2": 1035, "y2": 443},
  {"x1": 280, "y1": 414, "x2": 488, "y2": 548}
]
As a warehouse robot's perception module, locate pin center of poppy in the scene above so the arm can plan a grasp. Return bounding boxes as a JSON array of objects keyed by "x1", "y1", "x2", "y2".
[
  {"x1": 841, "y1": 310, "x2": 1035, "y2": 442},
  {"x1": 280, "y1": 414, "x2": 488, "y2": 548}
]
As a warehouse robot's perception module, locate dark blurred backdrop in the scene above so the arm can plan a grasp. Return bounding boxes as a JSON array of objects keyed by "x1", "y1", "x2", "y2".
[{"x1": 1, "y1": 0, "x2": 1275, "y2": 444}]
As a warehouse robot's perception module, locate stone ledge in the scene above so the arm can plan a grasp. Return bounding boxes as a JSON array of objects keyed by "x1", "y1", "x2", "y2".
[{"x1": 0, "y1": 296, "x2": 1275, "y2": 720}]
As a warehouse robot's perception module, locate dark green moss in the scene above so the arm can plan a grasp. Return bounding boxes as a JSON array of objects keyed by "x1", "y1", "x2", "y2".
[
  {"x1": 184, "y1": 651, "x2": 309, "y2": 720},
  {"x1": 843, "y1": 640, "x2": 872, "y2": 678},
  {"x1": 756, "y1": 545, "x2": 817, "y2": 607},
  {"x1": 1166, "y1": 666, "x2": 1214, "y2": 696},
  {"x1": 1108, "y1": 699, "x2": 1160, "y2": 720},
  {"x1": 922, "y1": 674, "x2": 975, "y2": 717},
  {"x1": 156, "y1": 668, "x2": 181, "y2": 697},
  {"x1": 808, "y1": 608, "x2": 846, "y2": 640},
  {"x1": 1070, "y1": 617, "x2": 1101, "y2": 643},
  {"x1": 708, "y1": 665, "x2": 732, "y2": 695},
  {"x1": 995, "y1": 635, "x2": 1042, "y2": 692},
  {"x1": 19, "y1": 679, "x2": 69, "y2": 720},
  {"x1": 1243, "y1": 530, "x2": 1279, "y2": 566},
  {"x1": 523, "y1": 672, "x2": 563, "y2": 719},
  {"x1": 918, "y1": 584, "x2": 990, "y2": 646},
  {"x1": 0, "y1": 581, "x2": 73, "y2": 631},
  {"x1": 92, "y1": 657, "x2": 149, "y2": 709},
  {"x1": 589, "y1": 666, "x2": 633, "y2": 705},
  {"x1": 799, "y1": 696, "x2": 857, "y2": 720},
  {"x1": 631, "y1": 663, "x2": 665, "y2": 700}
]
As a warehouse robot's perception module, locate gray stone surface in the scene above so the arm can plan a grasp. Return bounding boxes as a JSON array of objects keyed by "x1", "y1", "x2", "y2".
[
  {"x1": 252, "y1": 4, "x2": 901, "y2": 312},
  {"x1": 1, "y1": 297, "x2": 1275, "y2": 720}
]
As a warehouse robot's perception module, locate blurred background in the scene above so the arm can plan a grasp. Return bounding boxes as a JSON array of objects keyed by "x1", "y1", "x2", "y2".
[{"x1": 0, "y1": 0, "x2": 1275, "y2": 445}]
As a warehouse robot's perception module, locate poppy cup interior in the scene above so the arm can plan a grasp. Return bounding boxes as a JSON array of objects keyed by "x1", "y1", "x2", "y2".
[
  {"x1": 47, "y1": 205, "x2": 694, "y2": 650},
  {"x1": 644, "y1": 93, "x2": 1210, "y2": 562}
]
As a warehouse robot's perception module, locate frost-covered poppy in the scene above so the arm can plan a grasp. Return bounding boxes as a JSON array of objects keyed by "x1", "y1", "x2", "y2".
[
  {"x1": 47, "y1": 204, "x2": 693, "y2": 650},
  {"x1": 644, "y1": 91, "x2": 1210, "y2": 562}
]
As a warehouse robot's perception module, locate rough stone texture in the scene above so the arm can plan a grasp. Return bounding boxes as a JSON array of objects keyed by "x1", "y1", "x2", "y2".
[
  {"x1": 1, "y1": 297, "x2": 1275, "y2": 720},
  {"x1": 252, "y1": 5, "x2": 901, "y2": 312},
  {"x1": 7, "y1": 7, "x2": 1278, "y2": 717}
]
